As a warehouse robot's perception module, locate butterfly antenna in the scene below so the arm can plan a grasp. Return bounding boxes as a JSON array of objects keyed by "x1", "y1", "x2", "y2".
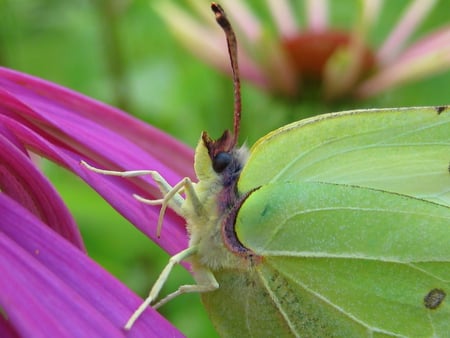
[{"x1": 211, "y1": 2, "x2": 241, "y2": 144}]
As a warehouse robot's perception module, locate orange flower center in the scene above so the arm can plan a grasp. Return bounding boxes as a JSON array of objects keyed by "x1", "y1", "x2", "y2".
[{"x1": 282, "y1": 31, "x2": 375, "y2": 81}]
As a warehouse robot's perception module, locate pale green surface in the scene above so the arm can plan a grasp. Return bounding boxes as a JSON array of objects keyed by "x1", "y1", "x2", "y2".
[
  {"x1": 240, "y1": 106, "x2": 450, "y2": 206},
  {"x1": 202, "y1": 108, "x2": 450, "y2": 337},
  {"x1": 237, "y1": 183, "x2": 450, "y2": 336}
]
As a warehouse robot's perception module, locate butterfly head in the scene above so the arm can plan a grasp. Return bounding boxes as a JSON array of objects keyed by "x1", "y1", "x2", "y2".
[{"x1": 194, "y1": 3, "x2": 247, "y2": 183}]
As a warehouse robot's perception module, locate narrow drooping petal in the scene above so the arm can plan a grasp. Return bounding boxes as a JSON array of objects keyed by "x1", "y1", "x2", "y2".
[
  {"x1": 0, "y1": 128, "x2": 83, "y2": 250},
  {"x1": 153, "y1": 2, "x2": 268, "y2": 89},
  {"x1": 0, "y1": 67, "x2": 191, "y2": 254},
  {"x1": 220, "y1": 1, "x2": 261, "y2": 42},
  {"x1": 377, "y1": 0, "x2": 437, "y2": 64},
  {"x1": 395, "y1": 26, "x2": 450, "y2": 63},
  {"x1": 356, "y1": 27, "x2": 450, "y2": 98},
  {"x1": 266, "y1": 0, "x2": 298, "y2": 38},
  {"x1": 0, "y1": 194, "x2": 183, "y2": 338},
  {"x1": 361, "y1": 0, "x2": 383, "y2": 30},
  {"x1": 305, "y1": 0, "x2": 328, "y2": 32}
]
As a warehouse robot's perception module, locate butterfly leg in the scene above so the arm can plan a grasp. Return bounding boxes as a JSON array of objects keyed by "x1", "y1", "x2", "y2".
[
  {"x1": 133, "y1": 177, "x2": 191, "y2": 236},
  {"x1": 153, "y1": 265, "x2": 218, "y2": 310},
  {"x1": 80, "y1": 160, "x2": 187, "y2": 234},
  {"x1": 140, "y1": 175, "x2": 206, "y2": 235},
  {"x1": 124, "y1": 246, "x2": 218, "y2": 330},
  {"x1": 80, "y1": 161, "x2": 183, "y2": 206}
]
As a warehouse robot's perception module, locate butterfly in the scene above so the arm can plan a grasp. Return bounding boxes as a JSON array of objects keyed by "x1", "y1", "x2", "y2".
[{"x1": 84, "y1": 3, "x2": 450, "y2": 337}]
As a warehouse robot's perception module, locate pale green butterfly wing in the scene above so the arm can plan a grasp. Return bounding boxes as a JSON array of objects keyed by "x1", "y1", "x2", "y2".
[
  {"x1": 201, "y1": 268, "x2": 302, "y2": 337},
  {"x1": 238, "y1": 106, "x2": 450, "y2": 206},
  {"x1": 202, "y1": 182, "x2": 450, "y2": 337},
  {"x1": 201, "y1": 107, "x2": 450, "y2": 337}
]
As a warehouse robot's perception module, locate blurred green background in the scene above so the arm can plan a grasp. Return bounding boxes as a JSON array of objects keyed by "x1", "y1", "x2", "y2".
[{"x1": 1, "y1": 0, "x2": 449, "y2": 337}]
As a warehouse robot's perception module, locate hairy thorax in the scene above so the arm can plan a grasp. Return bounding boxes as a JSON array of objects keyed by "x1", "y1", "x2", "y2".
[{"x1": 182, "y1": 143, "x2": 251, "y2": 272}]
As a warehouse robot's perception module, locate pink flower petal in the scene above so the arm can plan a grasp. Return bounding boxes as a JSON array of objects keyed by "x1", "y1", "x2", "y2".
[
  {"x1": 0, "y1": 67, "x2": 191, "y2": 255},
  {"x1": 377, "y1": 0, "x2": 437, "y2": 64},
  {"x1": 0, "y1": 194, "x2": 183, "y2": 337},
  {"x1": 0, "y1": 123, "x2": 83, "y2": 250},
  {"x1": 266, "y1": 0, "x2": 299, "y2": 38},
  {"x1": 306, "y1": 0, "x2": 328, "y2": 32}
]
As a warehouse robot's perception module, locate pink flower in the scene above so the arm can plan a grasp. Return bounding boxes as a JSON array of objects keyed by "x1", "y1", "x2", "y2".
[
  {"x1": 155, "y1": 0, "x2": 450, "y2": 101},
  {"x1": 0, "y1": 67, "x2": 190, "y2": 337}
]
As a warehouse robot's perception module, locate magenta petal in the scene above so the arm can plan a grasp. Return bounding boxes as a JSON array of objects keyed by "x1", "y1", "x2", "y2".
[
  {"x1": 0, "y1": 194, "x2": 184, "y2": 338},
  {"x1": 0, "y1": 67, "x2": 194, "y2": 254},
  {"x1": 0, "y1": 130, "x2": 84, "y2": 250},
  {"x1": 0, "y1": 316, "x2": 18, "y2": 338},
  {"x1": 0, "y1": 67, "x2": 194, "y2": 178},
  {"x1": 1, "y1": 112, "x2": 188, "y2": 255}
]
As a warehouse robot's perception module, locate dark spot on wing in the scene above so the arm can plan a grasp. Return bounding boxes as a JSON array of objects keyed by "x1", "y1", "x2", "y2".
[
  {"x1": 261, "y1": 204, "x2": 270, "y2": 217},
  {"x1": 424, "y1": 288, "x2": 446, "y2": 309},
  {"x1": 435, "y1": 106, "x2": 447, "y2": 114}
]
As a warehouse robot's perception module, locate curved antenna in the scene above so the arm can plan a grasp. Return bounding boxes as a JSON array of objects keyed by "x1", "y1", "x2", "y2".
[{"x1": 211, "y1": 3, "x2": 241, "y2": 144}]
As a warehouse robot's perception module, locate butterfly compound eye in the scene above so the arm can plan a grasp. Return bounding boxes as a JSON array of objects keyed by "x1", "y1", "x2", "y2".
[{"x1": 213, "y1": 152, "x2": 232, "y2": 173}]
